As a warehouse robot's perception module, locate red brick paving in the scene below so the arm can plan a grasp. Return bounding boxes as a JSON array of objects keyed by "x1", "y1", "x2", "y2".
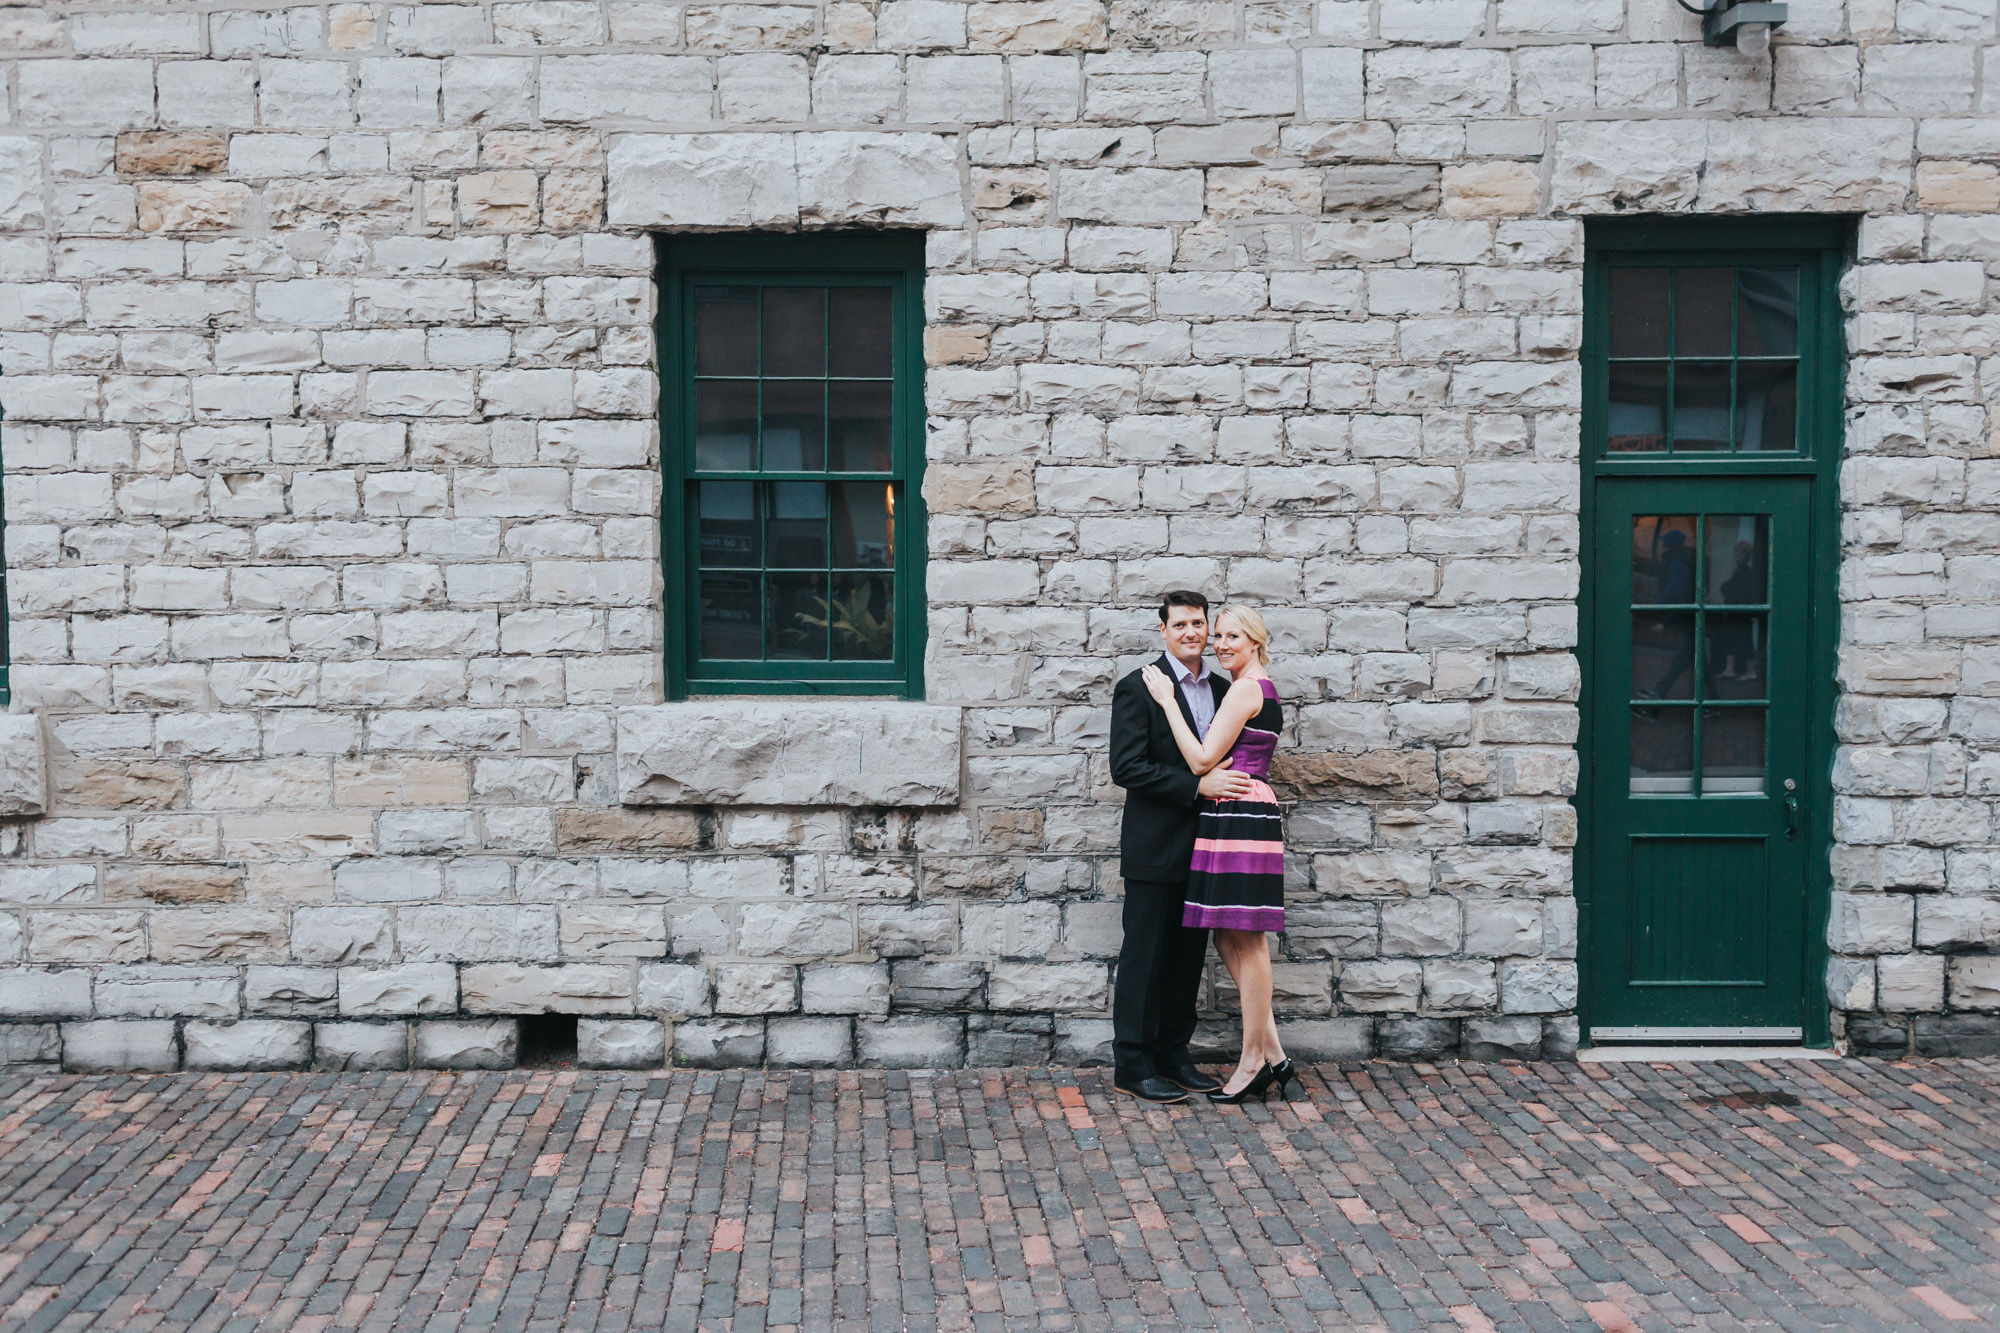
[{"x1": 1, "y1": 1057, "x2": 1997, "y2": 1331}]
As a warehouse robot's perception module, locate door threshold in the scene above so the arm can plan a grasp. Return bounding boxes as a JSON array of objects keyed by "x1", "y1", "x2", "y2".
[{"x1": 1580, "y1": 1045, "x2": 1838, "y2": 1063}]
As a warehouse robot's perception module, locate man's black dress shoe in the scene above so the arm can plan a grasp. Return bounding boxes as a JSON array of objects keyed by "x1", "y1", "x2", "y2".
[
  {"x1": 1113, "y1": 1075, "x2": 1189, "y2": 1104},
  {"x1": 1159, "y1": 1063, "x2": 1221, "y2": 1094}
]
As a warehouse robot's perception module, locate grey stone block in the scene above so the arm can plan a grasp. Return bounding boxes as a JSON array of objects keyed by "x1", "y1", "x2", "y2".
[
  {"x1": 244, "y1": 966, "x2": 339, "y2": 1017},
  {"x1": 1323, "y1": 165, "x2": 1440, "y2": 214},
  {"x1": 577, "y1": 1018, "x2": 667, "y2": 1069},
  {"x1": 892, "y1": 960, "x2": 986, "y2": 1012},
  {"x1": 0, "y1": 1023, "x2": 61, "y2": 1066},
  {"x1": 856, "y1": 1017, "x2": 965, "y2": 1069},
  {"x1": 416, "y1": 1019, "x2": 519, "y2": 1070},
  {"x1": 63, "y1": 1020, "x2": 179, "y2": 1073},
  {"x1": 1463, "y1": 1016, "x2": 1543, "y2": 1062},
  {"x1": 1914, "y1": 1013, "x2": 2000, "y2": 1058},
  {"x1": 1541, "y1": 1015, "x2": 1580, "y2": 1060},
  {"x1": 618, "y1": 702, "x2": 962, "y2": 807},
  {"x1": 766, "y1": 1017, "x2": 852, "y2": 1068},
  {"x1": 1052, "y1": 1018, "x2": 1113, "y2": 1066},
  {"x1": 314, "y1": 1022, "x2": 410, "y2": 1071},
  {"x1": 675, "y1": 1018, "x2": 765, "y2": 1068},
  {"x1": 1376, "y1": 1017, "x2": 1459, "y2": 1061},
  {"x1": 1275, "y1": 1017, "x2": 1373, "y2": 1062},
  {"x1": 184, "y1": 1020, "x2": 312, "y2": 1071},
  {"x1": 1845, "y1": 1015, "x2": 1909, "y2": 1058},
  {"x1": 800, "y1": 963, "x2": 890, "y2": 1016},
  {"x1": 965, "y1": 1015, "x2": 1051, "y2": 1067}
]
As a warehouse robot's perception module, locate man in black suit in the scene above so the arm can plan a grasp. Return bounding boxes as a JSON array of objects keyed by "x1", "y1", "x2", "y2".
[{"x1": 1107, "y1": 590, "x2": 1253, "y2": 1104}]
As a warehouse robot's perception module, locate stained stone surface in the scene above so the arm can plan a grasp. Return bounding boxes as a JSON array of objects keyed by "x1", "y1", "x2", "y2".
[{"x1": 617, "y1": 703, "x2": 962, "y2": 807}]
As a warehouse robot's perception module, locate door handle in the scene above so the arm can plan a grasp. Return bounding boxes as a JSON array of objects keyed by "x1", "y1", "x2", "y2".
[{"x1": 1782, "y1": 778, "x2": 1798, "y2": 841}]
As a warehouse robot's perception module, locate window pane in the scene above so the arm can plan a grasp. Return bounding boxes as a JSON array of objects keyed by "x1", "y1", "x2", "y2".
[
  {"x1": 829, "y1": 572, "x2": 895, "y2": 660},
  {"x1": 762, "y1": 380, "x2": 825, "y2": 471},
  {"x1": 1674, "y1": 267, "x2": 1734, "y2": 358},
  {"x1": 1703, "y1": 707, "x2": 1765, "y2": 794},
  {"x1": 694, "y1": 286, "x2": 758, "y2": 376},
  {"x1": 1634, "y1": 613, "x2": 1696, "y2": 699},
  {"x1": 832, "y1": 482, "x2": 895, "y2": 569},
  {"x1": 1608, "y1": 268, "x2": 1670, "y2": 358},
  {"x1": 1630, "y1": 706, "x2": 1693, "y2": 794},
  {"x1": 1631, "y1": 516, "x2": 1697, "y2": 604},
  {"x1": 1704, "y1": 615, "x2": 1767, "y2": 700},
  {"x1": 695, "y1": 380, "x2": 757, "y2": 470},
  {"x1": 1606, "y1": 362, "x2": 1668, "y2": 452},
  {"x1": 1737, "y1": 268, "x2": 1799, "y2": 357},
  {"x1": 768, "y1": 572, "x2": 829, "y2": 660},
  {"x1": 829, "y1": 381, "x2": 892, "y2": 472},
  {"x1": 763, "y1": 287, "x2": 826, "y2": 378},
  {"x1": 1704, "y1": 514, "x2": 1767, "y2": 604},
  {"x1": 830, "y1": 287, "x2": 893, "y2": 378},
  {"x1": 1735, "y1": 362, "x2": 1796, "y2": 452},
  {"x1": 767, "y1": 481, "x2": 827, "y2": 568},
  {"x1": 1672, "y1": 362, "x2": 1731, "y2": 450},
  {"x1": 699, "y1": 570, "x2": 761, "y2": 659},
  {"x1": 698, "y1": 481, "x2": 759, "y2": 568}
]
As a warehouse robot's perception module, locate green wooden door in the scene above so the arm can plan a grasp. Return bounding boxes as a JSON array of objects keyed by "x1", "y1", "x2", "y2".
[
  {"x1": 1580, "y1": 221, "x2": 1845, "y2": 1044},
  {"x1": 1589, "y1": 479, "x2": 1811, "y2": 1033}
]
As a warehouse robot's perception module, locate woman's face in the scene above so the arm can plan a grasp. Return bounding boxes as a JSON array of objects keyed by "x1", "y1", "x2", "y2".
[{"x1": 1212, "y1": 616, "x2": 1256, "y2": 672}]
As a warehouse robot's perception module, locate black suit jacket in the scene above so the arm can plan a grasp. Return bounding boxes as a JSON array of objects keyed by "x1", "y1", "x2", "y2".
[{"x1": 1110, "y1": 654, "x2": 1230, "y2": 883}]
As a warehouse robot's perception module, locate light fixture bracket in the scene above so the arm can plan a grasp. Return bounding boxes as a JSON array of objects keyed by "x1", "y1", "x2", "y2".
[{"x1": 1702, "y1": 0, "x2": 1787, "y2": 46}]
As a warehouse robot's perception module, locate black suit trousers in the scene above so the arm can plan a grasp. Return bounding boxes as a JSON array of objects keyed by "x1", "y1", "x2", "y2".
[{"x1": 1113, "y1": 877, "x2": 1209, "y2": 1081}]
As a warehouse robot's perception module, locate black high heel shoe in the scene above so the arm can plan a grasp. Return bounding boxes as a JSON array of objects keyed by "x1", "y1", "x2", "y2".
[{"x1": 1208, "y1": 1061, "x2": 1282, "y2": 1104}]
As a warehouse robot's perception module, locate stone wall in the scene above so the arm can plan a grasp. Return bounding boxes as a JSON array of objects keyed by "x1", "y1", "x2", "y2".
[{"x1": 0, "y1": 0, "x2": 1995, "y2": 1071}]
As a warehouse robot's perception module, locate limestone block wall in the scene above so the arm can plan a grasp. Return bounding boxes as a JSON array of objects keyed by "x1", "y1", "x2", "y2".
[{"x1": 0, "y1": 0, "x2": 1993, "y2": 1071}]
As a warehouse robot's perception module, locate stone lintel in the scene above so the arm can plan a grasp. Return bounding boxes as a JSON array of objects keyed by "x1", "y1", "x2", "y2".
[{"x1": 617, "y1": 702, "x2": 962, "y2": 808}]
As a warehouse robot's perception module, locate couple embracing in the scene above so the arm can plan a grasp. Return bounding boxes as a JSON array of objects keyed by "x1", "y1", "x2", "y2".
[{"x1": 1108, "y1": 590, "x2": 1297, "y2": 1106}]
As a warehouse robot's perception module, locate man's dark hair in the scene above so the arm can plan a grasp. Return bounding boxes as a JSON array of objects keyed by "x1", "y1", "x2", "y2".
[{"x1": 1158, "y1": 590, "x2": 1209, "y2": 624}]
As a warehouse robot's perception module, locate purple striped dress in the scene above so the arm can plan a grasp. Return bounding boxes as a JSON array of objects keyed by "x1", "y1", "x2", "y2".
[{"x1": 1181, "y1": 678, "x2": 1284, "y2": 932}]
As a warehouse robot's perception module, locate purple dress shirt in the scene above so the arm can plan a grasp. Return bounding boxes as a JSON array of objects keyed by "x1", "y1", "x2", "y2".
[{"x1": 1173, "y1": 658, "x2": 1217, "y2": 740}]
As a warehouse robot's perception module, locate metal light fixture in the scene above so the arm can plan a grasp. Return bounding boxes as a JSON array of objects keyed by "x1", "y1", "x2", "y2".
[{"x1": 1696, "y1": 0, "x2": 1787, "y2": 53}]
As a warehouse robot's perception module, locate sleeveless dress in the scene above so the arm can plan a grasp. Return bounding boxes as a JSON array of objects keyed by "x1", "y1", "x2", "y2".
[{"x1": 1180, "y1": 677, "x2": 1285, "y2": 931}]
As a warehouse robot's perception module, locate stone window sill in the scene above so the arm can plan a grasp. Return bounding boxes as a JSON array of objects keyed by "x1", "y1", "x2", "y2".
[{"x1": 616, "y1": 702, "x2": 961, "y2": 807}]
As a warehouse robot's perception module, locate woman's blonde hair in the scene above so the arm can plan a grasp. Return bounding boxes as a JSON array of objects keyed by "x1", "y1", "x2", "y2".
[{"x1": 1215, "y1": 604, "x2": 1271, "y2": 666}]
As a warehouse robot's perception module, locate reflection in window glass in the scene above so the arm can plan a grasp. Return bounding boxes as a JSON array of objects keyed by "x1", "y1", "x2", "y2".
[
  {"x1": 1703, "y1": 707, "x2": 1765, "y2": 794},
  {"x1": 694, "y1": 287, "x2": 758, "y2": 376},
  {"x1": 695, "y1": 380, "x2": 756, "y2": 470},
  {"x1": 829, "y1": 288, "x2": 893, "y2": 378},
  {"x1": 1607, "y1": 362, "x2": 1668, "y2": 452},
  {"x1": 1674, "y1": 267, "x2": 1734, "y2": 358},
  {"x1": 1672, "y1": 362, "x2": 1732, "y2": 450},
  {"x1": 1704, "y1": 614, "x2": 1766, "y2": 700},
  {"x1": 1735, "y1": 362, "x2": 1796, "y2": 452},
  {"x1": 1634, "y1": 613, "x2": 1696, "y2": 699},
  {"x1": 1631, "y1": 515, "x2": 1698, "y2": 604},
  {"x1": 1630, "y1": 706, "x2": 1694, "y2": 795},
  {"x1": 762, "y1": 288, "x2": 826, "y2": 377},
  {"x1": 1609, "y1": 267, "x2": 1670, "y2": 358},
  {"x1": 1737, "y1": 268, "x2": 1799, "y2": 357},
  {"x1": 1704, "y1": 514, "x2": 1767, "y2": 604},
  {"x1": 761, "y1": 380, "x2": 825, "y2": 470}
]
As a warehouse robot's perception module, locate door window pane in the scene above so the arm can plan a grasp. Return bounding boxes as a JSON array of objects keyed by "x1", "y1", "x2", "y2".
[
  {"x1": 1702, "y1": 707, "x2": 1765, "y2": 794},
  {"x1": 695, "y1": 381, "x2": 757, "y2": 470},
  {"x1": 830, "y1": 288, "x2": 893, "y2": 378},
  {"x1": 694, "y1": 287, "x2": 758, "y2": 376},
  {"x1": 1634, "y1": 613, "x2": 1696, "y2": 699},
  {"x1": 1631, "y1": 516, "x2": 1697, "y2": 604},
  {"x1": 1735, "y1": 362, "x2": 1796, "y2": 452},
  {"x1": 1609, "y1": 268, "x2": 1670, "y2": 358},
  {"x1": 1672, "y1": 363, "x2": 1732, "y2": 450},
  {"x1": 1607, "y1": 362, "x2": 1668, "y2": 452},
  {"x1": 1674, "y1": 268, "x2": 1734, "y2": 357},
  {"x1": 1737, "y1": 269, "x2": 1798, "y2": 357},
  {"x1": 1704, "y1": 614, "x2": 1766, "y2": 699},
  {"x1": 762, "y1": 288, "x2": 826, "y2": 377},
  {"x1": 1631, "y1": 707, "x2": 1694, "y2": 795},
  {"x1": 1704, "y1": 515, "x2": 1768, "y2": 604}
]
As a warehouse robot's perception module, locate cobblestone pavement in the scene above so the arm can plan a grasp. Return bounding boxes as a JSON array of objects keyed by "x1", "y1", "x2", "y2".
[{"x1": 2, "y1": 1058, "x2": 1998, "y2": 1332}]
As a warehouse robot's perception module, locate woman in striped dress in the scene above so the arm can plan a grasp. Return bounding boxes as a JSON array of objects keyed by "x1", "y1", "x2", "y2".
[{"x1": 1138, "y1": 605, "x2": 1295, "y2": 1103}]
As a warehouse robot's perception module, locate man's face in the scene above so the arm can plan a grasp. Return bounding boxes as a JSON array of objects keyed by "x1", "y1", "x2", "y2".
[{"x1": 1160, "y1": 606, "x2": 1209, "y2": 667}]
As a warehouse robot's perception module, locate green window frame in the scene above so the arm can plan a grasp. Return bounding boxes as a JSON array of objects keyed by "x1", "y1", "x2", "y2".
[{"x1": 657, "y1": 234, "x2": 927, "y2": 700}]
